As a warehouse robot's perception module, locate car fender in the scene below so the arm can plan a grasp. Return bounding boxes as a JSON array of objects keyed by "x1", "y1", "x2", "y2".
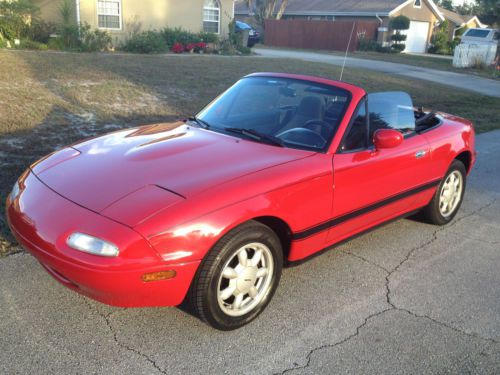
[{"x1": 134, "y1": 154, "x2": 334, "y2": 265}]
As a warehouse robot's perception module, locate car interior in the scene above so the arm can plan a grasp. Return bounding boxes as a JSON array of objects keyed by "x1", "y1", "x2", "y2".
[{"x1": 197, "y1": 77, "x2": 350, "y2": 152}]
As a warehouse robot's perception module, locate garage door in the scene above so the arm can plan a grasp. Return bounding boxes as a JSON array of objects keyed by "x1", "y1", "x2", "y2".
[{"x1": 404, "y1": 21, "x2": 430, "y2": 53}]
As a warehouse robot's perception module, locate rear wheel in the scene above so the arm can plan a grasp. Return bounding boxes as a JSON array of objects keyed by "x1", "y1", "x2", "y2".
[
  {"x1": 421, "y1": 160, "x2": 466, "y2": 225},
  {"x1": 189, "y1": 221, "x2": 283, "y2": 330}
]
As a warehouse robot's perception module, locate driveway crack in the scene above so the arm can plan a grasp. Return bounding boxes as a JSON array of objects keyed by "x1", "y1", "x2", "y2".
[
  {"x1": 279, "y1": 308, "x2": 393, "y2": 375},
  {"x1": 279, "y1": 198, "x2": 498, "y2": 374},
  {"x1": 80, "y1": 298, "x2": 168, "y2": 374}
]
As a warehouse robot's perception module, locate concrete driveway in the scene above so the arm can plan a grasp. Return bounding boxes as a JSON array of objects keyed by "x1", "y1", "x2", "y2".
[
  {"x1": 254, "y1": 48, "x2": 500, "y2": 98},
  {"x1": 1, "y1": 131, "x2": 499, "y2": 374}
]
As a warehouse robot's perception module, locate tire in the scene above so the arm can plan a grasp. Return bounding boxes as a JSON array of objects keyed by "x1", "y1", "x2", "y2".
[
  {"x1": 189, "y1": 221, "x2": 283, "y2": 330},
  {"x1": 421, "y1": 160, "x2": 467, "y2": 225}
]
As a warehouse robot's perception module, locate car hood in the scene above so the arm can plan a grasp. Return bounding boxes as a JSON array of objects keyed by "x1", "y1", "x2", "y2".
[{"x1": 32, "y1": 122, "x2": 313, "y2": 224}]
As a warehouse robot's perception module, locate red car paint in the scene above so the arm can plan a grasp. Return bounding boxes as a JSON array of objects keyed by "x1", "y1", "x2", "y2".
[{"x1": 6, "y1": 73, "x2": 476, "y2": 307}]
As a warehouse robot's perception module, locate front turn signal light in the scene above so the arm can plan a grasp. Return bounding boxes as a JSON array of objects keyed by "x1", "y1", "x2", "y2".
[{"x1": 141, "y1": 270, "x2": 177, "y2": 282}]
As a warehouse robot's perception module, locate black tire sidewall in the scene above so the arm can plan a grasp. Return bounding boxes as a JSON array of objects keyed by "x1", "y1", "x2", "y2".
[
  {"x1": 430, "y1": 160, "x2": 467, "y2": 225},
  {"x1": 197, "y1": 222, "x2": 283, "y2": 330}
]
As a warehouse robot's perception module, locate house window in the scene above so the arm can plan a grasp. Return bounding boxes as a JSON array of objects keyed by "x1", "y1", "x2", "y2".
[
  {"x1": 203, "y1": 0, "x2": 220, "y2": 34},
  {"x1": 413, "y1": 0, "x2": 422, "y2": 8},
  {"x1": 97, "y1": 0, "x2": 121, "y2": 29}
]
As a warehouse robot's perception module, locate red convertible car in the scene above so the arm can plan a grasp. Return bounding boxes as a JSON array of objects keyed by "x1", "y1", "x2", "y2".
[{"x1": 6, "y1": 73, "x2": 475, "y2": 330}]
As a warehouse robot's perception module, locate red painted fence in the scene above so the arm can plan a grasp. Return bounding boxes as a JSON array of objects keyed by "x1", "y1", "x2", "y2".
[{"x1": 264, "y1": 19, "x2": 379, "y2": 52}]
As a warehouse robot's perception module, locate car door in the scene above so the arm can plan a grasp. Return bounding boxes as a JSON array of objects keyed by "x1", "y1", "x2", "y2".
[{"x1": 327, "y1": 92, "x2": 433, "y2": 243}]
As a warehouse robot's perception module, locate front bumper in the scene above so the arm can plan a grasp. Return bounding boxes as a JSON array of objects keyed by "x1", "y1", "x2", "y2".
[{"x1": 6, "y1": 171, "x2": 200, "y2": 307}]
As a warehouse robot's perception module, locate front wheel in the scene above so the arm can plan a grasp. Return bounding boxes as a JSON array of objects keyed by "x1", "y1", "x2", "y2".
[
  {"x1": 421, "y1": 160, "x2": 466, "y2": 225},
  {"x1": 189, "y1": 221, "x2": 283, "y2": 330}
]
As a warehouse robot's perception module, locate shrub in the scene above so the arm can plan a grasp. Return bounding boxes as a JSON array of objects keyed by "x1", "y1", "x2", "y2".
[
  {"x1": 16, "y1": 39, "x2": 48, "y2": 50},
  {"x1": 197, "y1": 31, "x2": 218, "y2": 44},
  {"x1": 389, "y1": 15, "x2": 410, "y2": 53},
  {"x1": 428, "y1": 20, "x2": 452, "y2": 55},
  {"x1": 195, "y1": 41, "x2": 207, "y2": 52},
  {"x1": 389, "y1": 15, "x2": 410, "y2": 31},
  {"x1": 29, "y1": 20, "x2": 57, "y2": 44},
  {"x1": 218, "y1": 39, "x2": 237, "y2": 55},
  {"x1": 79, "y1": 23, "x2": 111, "y2": 52},
  {"x1": 47, "y1": 37, "x2": 65, "y2": 50},
  {"x1": 161, "y1": 27, "x2": 199, "y2": 48},
  {"x1": 122, "y1": 30, "x2": 167, "y2": 53},
  {"x1": 0, "y1": 0, "x2": 38, "y2": 40},
  {"x1": 391, "y1": 43, "x2": 406, "y2": 52},
  {"x1": 376, "y1": 44, "x2": 394, "y2": 53},
  {"x1": 236, "y1": 45, "x2": 252, "y2": 55},
  {"x1": 0, "y1": 38, "x2": 7, "y2": 49},
  {"x1": 185, "y1": 42, "x2": 196, "y2": 52},
  {"x1": 171, "y1": 42, "x2": 183, "y2": 53},
  {"x1": 59, "y1": 23, "x2": 80, "y2": 49},
  {"x1": 358, "y1": 37, "x2": 379, "y2": 51}
]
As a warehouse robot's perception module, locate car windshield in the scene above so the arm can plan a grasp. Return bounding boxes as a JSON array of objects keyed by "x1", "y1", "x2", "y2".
[{"x1": 196, "y1": 76, "x2": 351, "y2": 152}]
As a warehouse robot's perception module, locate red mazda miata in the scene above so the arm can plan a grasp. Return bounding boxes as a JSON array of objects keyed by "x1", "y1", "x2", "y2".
[{"x1": 6, "y1": 73, "x2": 475, "y2": 330}]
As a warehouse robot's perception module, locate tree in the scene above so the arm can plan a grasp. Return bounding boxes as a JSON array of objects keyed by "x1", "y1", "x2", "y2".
[
  {"x1": 436, "y1": 0, "x2": 454, "y2": 11},
  {"x1": 389, "y1": 15, "x2": 410, "y2": 53},
  {"x1": 475, "y1": 0, "x2": 500, "y2": 27},
  {"x1": 245, "y1": 0, "x2": 289, "y2": 25},
  {"x1": 0, "y1": 0, "x2": 39, "y2": 40}
]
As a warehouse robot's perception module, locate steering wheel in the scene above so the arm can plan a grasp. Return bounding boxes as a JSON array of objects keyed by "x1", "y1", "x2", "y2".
[
  {"x1": 276, "y1": 127, "x2": 327, "y2": 148},
  {"x1": 303, "y1": 119, "x2": 335, "y2": 138}
]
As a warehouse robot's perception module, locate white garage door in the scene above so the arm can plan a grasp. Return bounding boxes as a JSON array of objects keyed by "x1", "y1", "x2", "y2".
[{"x1": 404, "y1": 21, "x2": 430, "y2": 53}]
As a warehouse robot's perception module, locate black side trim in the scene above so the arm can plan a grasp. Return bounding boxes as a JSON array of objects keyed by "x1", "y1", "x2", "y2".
[
  {"x1": 287, "y1": 209, "x2": 421, "y2": 267},
  {"x1": 292, "y1": 179, "x2": 441, "y2": 240}
]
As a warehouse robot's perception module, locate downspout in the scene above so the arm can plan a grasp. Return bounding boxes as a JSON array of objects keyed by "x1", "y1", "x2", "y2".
[
  {"x1": 75, "y1": 0, "x2": 81, "y2": 26},
  {"x1": 375, "y1": 13, "x2": 383, "y2": 25}
]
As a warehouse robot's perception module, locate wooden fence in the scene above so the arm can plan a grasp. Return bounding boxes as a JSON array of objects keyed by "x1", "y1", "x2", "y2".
[{"x1": 264, "y1": 19, "x2": 379, "y2": 52}]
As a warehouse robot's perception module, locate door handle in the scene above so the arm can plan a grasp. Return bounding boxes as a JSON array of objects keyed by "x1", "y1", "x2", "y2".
[{"x1": 415, "y1": 150, "x2": 427, "y2": 159}]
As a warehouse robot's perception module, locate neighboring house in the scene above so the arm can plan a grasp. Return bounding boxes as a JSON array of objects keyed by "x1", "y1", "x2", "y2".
[
  {"x1": 33, "y1": 0, "x2": 234, "y2": 40},
  {"x1": 437, "y1": 6, "x2": 487, "y2": 41},
  {"x1": 236, "y1": 0, "x2": 450, "y2": 53}
]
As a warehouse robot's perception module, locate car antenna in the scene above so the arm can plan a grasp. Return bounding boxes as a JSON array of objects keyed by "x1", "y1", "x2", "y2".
[{"x1": 339, "y1": 22, "x2": 356, "y2": 81}]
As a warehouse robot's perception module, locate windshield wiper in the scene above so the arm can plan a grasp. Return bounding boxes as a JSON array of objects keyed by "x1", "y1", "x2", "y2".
[
  {"x1": 224, "y1": 127, "x2": 284, "y2": 147},
  {"x1": 188, "y1": 116, "x2": 211, "y2": 129}
]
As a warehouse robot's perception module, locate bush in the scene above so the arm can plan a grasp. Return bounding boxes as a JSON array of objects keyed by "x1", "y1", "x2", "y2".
[
  {"x1": 198, "y1": 31, "x2": 219, "y2": 44},
  {"x1": 358, "y1": 37, "x2": 379, "y2": 51},
  {"x1": 16, "y1": 39, "x2": 48, "y2": 50},
  {"x1": 391, "y1": 43, "x2": 406, "y2": 52},
  {"x1": 79, "y1": 23, "x2": 111, "y2": 52},
  {"x1": 391, "y1": 33, "x2": 407, "y2": 43},
  {"x1": 122, "y1": 30, "x2": 167, "y2": 53},
  {"x1": 171, "y1": 42, "x2": 183, "y2": 53},
  {"x1": 0, "y1": 0, "x2": 38, "y2": 40},
  {"x1": 389, "y1": 15, "x2": 410, "y2": 54},
  {"x1": 0, "y1": 15, "x2": 27, "y2": 41},
  {"x1": 0, "y1": 38, "x2": 7, "y2": 49},
  {"x1": 29, "y1": 20, "x2": 57, "y2": 44},
  {"x1": 389, "y1": 15, "x2": 410, "y2": 31},
  {"x1": 236, "y1": 45, "x2": 252, "y2": 55},
  {"x1": 47, "y1": 37, "x2": 65, "y2": 50},
  {"x1": 428, "y1": 20, "x2": 452, "y2": 55},
  {"x1": 161, "y1": 27, "x2": 199, "y2": 48},
  {"x1": 59, "y1": 23, "x2": 80, "y2": 49}
]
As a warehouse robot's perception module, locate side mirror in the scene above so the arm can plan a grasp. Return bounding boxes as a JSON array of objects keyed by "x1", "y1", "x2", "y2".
[{"x1": 373, "y1": 129, "x2": 403, "y2": 149}]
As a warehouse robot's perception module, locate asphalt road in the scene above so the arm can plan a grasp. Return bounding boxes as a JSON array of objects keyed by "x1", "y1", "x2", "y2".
[
  {"x1": 254, "y1": 48, "x2": 500, "y2": 98},
  {"x1": 1, "y1": 131, "x2": 499, "y2": 374}
]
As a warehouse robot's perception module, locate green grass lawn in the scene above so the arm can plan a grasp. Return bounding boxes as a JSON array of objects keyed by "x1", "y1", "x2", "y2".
[{"x1": 1, "y1": 49, "x2": 499, "y2": 255}]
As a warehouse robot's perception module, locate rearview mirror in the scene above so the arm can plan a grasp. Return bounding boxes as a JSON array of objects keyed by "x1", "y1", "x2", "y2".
[{"x1": 373, "y1": 129, "x2": 403, "y2": 149}]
